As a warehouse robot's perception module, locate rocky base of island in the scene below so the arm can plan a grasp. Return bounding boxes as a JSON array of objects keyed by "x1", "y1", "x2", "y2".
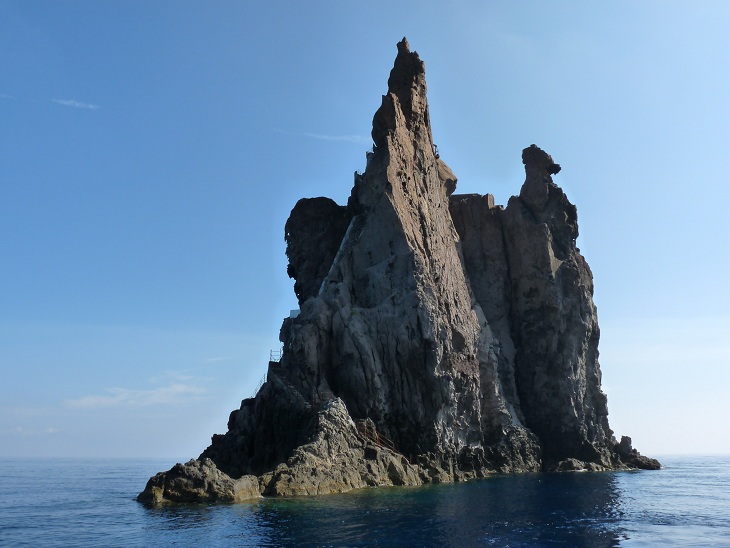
[{"x1": 138, "y1": 399, "x2": 659, "y2": 504}]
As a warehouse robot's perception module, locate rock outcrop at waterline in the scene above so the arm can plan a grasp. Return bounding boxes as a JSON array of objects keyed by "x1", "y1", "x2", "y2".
[{"x1": 139, "y1": 38, "x2": 659, "y2": 504}]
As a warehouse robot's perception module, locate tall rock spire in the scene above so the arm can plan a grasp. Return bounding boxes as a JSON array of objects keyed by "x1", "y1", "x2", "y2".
[
  {"x1": 372, "y1": 38, "x2": 430, "y2": 149},
  {"x1": 139, "y1": 39, "x2": 659, "y2": 505}
]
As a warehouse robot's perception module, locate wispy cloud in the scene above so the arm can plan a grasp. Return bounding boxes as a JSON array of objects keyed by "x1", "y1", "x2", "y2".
[
  {"x1": 52, "y1": 98, "x2": 100, "y2": 110},
  {"x1": 300, "y1": 132, "x2": 371, "y2": 144},
  {"x1": 203, "y1": 356, "x2": 234, "y2": 365},
  {"x1": 3, "y1": 425, "x2": 60, "y2": 436},
  {"x1": 3, "y1": 405, "x2": 52, "y2": 418},
  {"x1": 64, "y1": 383, "x2": 205, "y2": 409},
  {"x1": 148, "y1": 371, "x2": 197, "y2": 384},
  {"x1": 277, "y1": 129, "x2": 371, "y2": 144},
  {"x1": 147, "y1": 368, "x2": 215, "y2": 384}
]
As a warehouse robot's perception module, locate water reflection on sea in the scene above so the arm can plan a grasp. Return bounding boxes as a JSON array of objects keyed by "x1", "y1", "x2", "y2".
[
  {"x1": 1, "y1": 456, "x2": 729, "y2": 546},
  {"x1": 141, "y1": 471, "x2": 627, "y2": 546}
]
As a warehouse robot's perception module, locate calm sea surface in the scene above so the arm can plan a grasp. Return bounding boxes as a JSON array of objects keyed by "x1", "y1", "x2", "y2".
[{"x1": 1, "y1": 455, "x2": 728, "y2": 547}]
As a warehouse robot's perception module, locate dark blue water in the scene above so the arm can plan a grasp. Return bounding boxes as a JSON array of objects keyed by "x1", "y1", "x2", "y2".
[{"x1": 1, "y1": 456, "x2": 728, "y2": 546}]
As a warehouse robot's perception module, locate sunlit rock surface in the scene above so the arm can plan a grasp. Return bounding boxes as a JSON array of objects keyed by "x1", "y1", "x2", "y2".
[{"x1": 139, "y1": 38, "x2": 658, "y2": 505}]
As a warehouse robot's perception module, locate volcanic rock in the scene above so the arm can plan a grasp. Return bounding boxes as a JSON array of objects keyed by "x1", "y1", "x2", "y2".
[
  {"x1": 137, "y1": 458, "x2": 260, "y2": 503},
  {"x1": 139, "y1": 38, "x2": 659, "y2": 505}
]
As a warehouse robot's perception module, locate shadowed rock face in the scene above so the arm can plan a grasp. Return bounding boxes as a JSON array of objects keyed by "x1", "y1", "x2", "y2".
[
  {"x1": 139, "y1": 38, "x2": 659, "y2": 504},
  {"x1": 285, "y1": 197, "x2": 352, "y2": 305},
  {"x1": 450, "y1": 145, "x2": 610, "y2": 468}
]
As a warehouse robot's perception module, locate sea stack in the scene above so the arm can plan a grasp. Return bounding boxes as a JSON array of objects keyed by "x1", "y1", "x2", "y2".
[{"x1": 139, "y1": 38, "x2": 659, "y2": 504}]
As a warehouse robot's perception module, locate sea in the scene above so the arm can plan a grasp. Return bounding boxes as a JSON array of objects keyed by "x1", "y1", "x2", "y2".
[{"x1": 1, "y1": 455, "x2": 728, "y2": 547}]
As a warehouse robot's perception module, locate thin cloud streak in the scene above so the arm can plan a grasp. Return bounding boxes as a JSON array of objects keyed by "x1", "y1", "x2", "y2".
[
  {"x1": 203, "y1": 356, "x2": 234, "y2": 365},
  {"x1": 2, "y1": 426, "x2": 60, "y2": 436},
  {"x1": 3, "y1": 405, "x2": 53, "y2": 418},
  {"x1": 64, "y1": 383, "x2": 205, "y2": 409},
  {"x1": 52, "y1": 98, "x2": 100, "y2": 110},
  {"x1": 300, "y1": 132, "x2": 371, "y2": 144},
  {"x1": 277, "y1": 129, "x2": 371, "y2": 144}
]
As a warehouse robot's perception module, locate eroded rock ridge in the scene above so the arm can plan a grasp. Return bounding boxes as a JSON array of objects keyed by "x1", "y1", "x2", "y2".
[{"x1": 139, "y1": 38, "x2": 658, "y2": 504}]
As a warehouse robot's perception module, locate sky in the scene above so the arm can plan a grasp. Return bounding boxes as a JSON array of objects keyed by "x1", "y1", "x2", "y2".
[{"x1": 2, "y1": 1, "x2": 729, "y2": 460}]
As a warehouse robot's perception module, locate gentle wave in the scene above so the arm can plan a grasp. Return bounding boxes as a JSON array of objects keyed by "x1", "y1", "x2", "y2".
[{"x1": 1, "y1": 456, "x2": 729, "y2": 546}]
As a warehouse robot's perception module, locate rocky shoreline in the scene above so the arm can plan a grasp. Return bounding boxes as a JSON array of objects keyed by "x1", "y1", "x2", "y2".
[{"x1": 139, "y1": 38, "x2": 659, "y2": 505}]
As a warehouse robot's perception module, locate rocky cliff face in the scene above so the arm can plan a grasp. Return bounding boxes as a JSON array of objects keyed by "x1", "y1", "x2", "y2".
[{"x1": 139, "y1": 38, "x2": 658, "y2": 504}]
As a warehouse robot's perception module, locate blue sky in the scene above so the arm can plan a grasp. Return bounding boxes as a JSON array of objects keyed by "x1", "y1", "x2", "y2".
[{"x1": 2, "y1": 1, "x2": 729, "y2": 459}]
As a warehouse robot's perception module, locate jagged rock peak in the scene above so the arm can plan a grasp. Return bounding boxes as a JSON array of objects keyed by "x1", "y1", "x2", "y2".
[
  {"x1": 372, "y1": 37, "x2": 431, "y2": 148},
  {"x1": 523, "y1": 144, "x2": 561, "y2": 176},
  {"x1": 387, "y1": 38, "x2": 425, "y2": 123},
  {"x1": 518, "y1": 144, "x2": 573, "y2": 229}
]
